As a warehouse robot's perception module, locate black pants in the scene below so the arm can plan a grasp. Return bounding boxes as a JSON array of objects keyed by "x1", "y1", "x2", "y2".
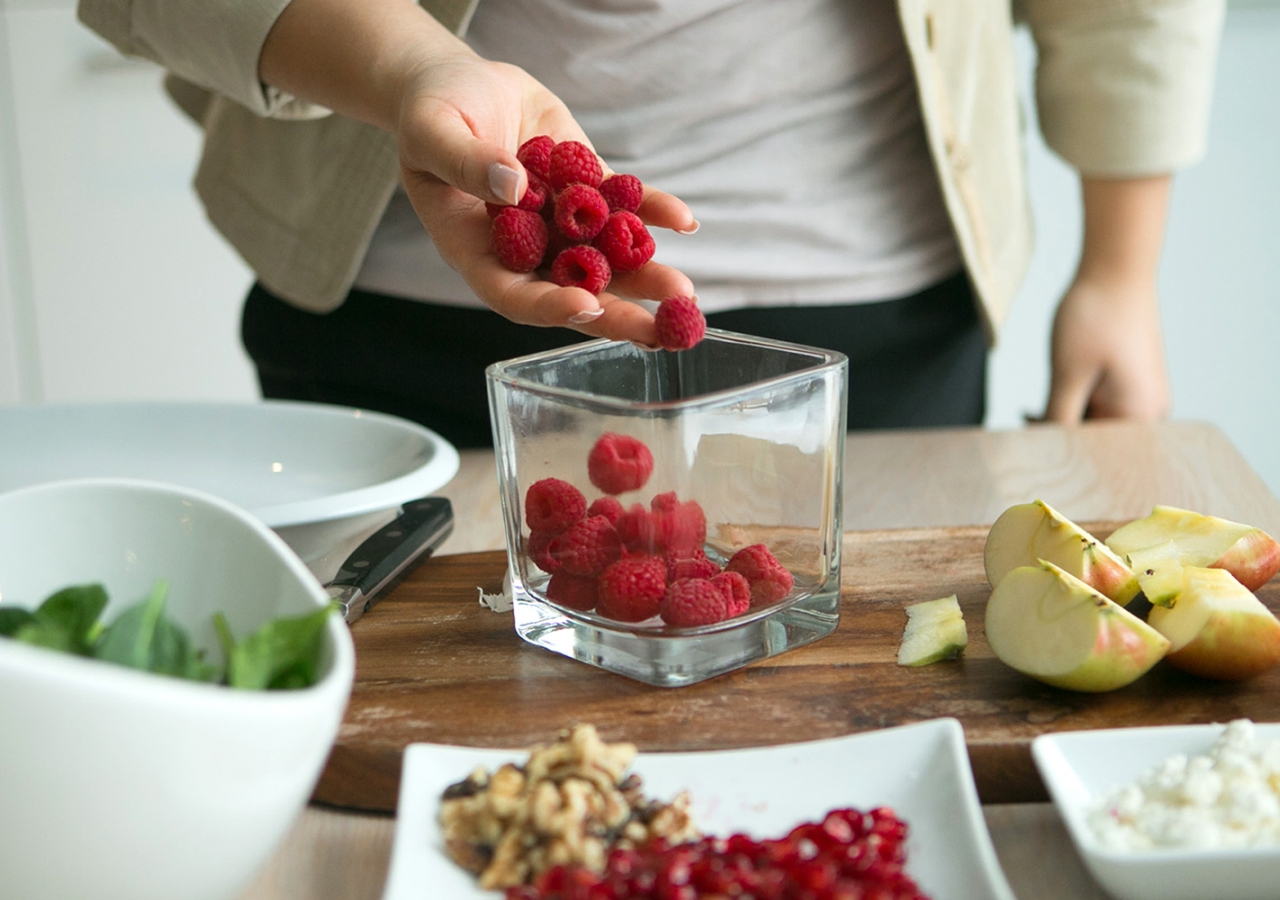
[{"x1": 241, "y1": 272, "x2": 986, "y2": 449}]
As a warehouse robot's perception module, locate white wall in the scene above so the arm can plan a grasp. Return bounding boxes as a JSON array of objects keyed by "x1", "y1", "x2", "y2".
[{"x1": 988, "y1": 2, "x2": 1280, "y2": 495}]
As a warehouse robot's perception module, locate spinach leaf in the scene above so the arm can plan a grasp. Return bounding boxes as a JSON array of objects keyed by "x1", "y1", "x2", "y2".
[
  {"x1": 225, "y1": 603, "x2": 337, "y2": 691},
  {"x1": 94, "y1": 581, "x2": 168, "y2": 670},
  {"x1": 12, "y1": 584, "x2": 108, "y2": 654},
  {"x1": 0, "y1": 606, "x2": 37, "y2": 637}
]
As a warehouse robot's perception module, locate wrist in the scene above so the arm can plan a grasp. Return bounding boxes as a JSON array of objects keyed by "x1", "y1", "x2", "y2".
[{"x1": 1074, "y1": 175, "x2": 1171, "y2": 290}]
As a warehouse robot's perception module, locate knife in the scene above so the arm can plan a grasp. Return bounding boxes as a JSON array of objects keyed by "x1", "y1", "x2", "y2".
[{"x1": 326, "y1": 496, "x2": 454, "y2": 624}]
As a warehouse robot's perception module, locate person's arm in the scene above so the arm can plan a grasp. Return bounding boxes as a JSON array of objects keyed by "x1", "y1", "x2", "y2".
[
  {"x1": 1042, "y1": 175, "x2": 1172, "y2": 422},
  {"x1": 259, "y1": 0, "x2": 697, "y2": 345}
]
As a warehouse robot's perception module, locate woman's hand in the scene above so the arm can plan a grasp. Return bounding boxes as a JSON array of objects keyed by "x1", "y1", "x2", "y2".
[
  {"x1": 1040, "y1": 175, "x2": 1173, "y2": 423},
  {"x1": 260, "y1": 0, "x2": 697, "y2": 345}
]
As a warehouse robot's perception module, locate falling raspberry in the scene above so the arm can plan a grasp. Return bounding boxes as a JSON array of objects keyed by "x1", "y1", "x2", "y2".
[
  {"x1": 587, "y1": 433, "x2": 654, "y2": 495},
  {"x1": 653, "y1": 295, "x2": 706, "y2": 351}
]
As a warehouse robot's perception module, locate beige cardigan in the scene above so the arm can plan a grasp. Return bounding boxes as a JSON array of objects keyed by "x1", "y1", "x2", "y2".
[{"x1": 77, "y1": 0, "x2": 1224, "y2": 344}]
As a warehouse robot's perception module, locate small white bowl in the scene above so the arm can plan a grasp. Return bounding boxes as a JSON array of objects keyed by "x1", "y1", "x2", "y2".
[
  {"x1": 1032, "y1": 722, "x2": 1280, "y2": 900},
  {"x1": 0, "y1": 478, "x2": 355, "y2": 900}
]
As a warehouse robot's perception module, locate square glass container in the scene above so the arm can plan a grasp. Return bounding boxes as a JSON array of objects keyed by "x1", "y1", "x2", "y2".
[{"x1": 486, "y1": 328, "x2": 847, "y2": 687}]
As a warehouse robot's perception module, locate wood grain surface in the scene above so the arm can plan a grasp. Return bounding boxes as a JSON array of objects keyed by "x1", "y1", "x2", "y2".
[{"x1": 313, "y1": 523, "x2": 1280, "y2": 814}]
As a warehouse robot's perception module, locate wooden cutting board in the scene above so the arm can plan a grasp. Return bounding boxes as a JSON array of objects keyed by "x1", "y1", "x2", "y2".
[{"x1": 313, "y1": 523, "x2": 1280, "y2": 813}]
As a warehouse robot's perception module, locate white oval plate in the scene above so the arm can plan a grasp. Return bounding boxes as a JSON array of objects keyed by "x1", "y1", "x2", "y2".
[
  {"x1": 384, "y1": 719, "x2": 1015, "y2": 900},
  {"x1": 0, "y1": 401, "x2": 459, "y2": 564}
]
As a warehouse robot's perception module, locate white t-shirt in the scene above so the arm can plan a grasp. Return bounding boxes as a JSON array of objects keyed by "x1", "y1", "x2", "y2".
[{"x1": 354, "y1": 0, "x2": 961, "y2": 313}]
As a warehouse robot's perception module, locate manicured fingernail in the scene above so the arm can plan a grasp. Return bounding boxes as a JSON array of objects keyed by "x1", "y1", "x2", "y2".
[
  {"x1": 568, "y1": 309, "x2": 604, "y2": 325},
  {"x1": 676, "y1": 220, "x2": 700, "y2": 235},
  {"x1": 488, "y1": 162, "x2": 520, "y2": 206}
]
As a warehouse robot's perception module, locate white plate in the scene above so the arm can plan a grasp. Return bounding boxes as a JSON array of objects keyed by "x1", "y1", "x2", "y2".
[
  {"x1": 0, "y1": 401, "x2": 459, "y2": 570},
  {"x1": 383, "y1": 719, "x2": 1015, "y2": 900},
  {"x1": 1032, "y1": 722, "x2": 1280, "y2": 900}
]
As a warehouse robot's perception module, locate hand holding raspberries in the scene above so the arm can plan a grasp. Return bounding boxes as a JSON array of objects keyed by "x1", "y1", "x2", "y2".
[{"x1": 491, "y1": 136, "x2": 706, "y2": 350}]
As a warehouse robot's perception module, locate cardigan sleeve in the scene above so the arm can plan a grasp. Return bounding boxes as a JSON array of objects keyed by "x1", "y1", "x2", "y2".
[
  {"x1": 76, "y1": 0, "x2": 329, "y2": 119},
  {"x1": 1016, "y1": 0, "x2": 1226, "y2": 177}
]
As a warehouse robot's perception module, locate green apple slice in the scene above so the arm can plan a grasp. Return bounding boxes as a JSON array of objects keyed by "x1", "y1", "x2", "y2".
[
  {"x1": 897, "y1": 594, "x2": 968, "y2": 666},
  {"x1": 1124, "y1": 540, "x2": 1184, "y2": 606},
  {"x1": 1147, "y1": 567, "x2": 1280, "y2": 680},
  {"x1": 984, "y1": 559, "x2": 1169, "y2": 692},
  {"x1": 1105, "y1": 505, "x2": 1280, "y2": 592},
  {"x1": 984, "y1": 500, "x2": 1139, "y2": 605}
]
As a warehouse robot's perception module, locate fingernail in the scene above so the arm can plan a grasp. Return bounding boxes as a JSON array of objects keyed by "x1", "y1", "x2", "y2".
[
  {"x1": 568, "y1": 309, "x2": 604, "y2": 325},
  {"x1": 488, "y1": 162, "x2": 520, "y2": 206},
  {"x1": 676, "y1": 220, "x2": 700, "y2": 235}
]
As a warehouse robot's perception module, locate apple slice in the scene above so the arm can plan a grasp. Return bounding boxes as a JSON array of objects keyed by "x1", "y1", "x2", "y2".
[
  {"x1": 985, "y1": 500, "x2": 1139, "y2": 605},
  {"x1": 984, "y1": 559, "x2": 1169, "y2": 692},
  {"x1": 897, "y1": 594, "x2": 967, "y2": 666},
  {"x1": 1104, "y1": 505, "x2": 1280, "y2": 592},
  {"x1": 1146, "y1": 566, "x2": 1280, "y2": 680},
  {"x1": 1124, "y1": 540, "x2": 1184, "y2": 606}
]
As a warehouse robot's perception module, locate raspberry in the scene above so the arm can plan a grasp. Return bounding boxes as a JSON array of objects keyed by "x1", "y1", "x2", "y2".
[
  {"x1": 554, "y1": 184, "x2": 610, "y2": 242},
  {"x1": 711, "y1": 571, "x2": 752, "y2": 617},
  {"x1": 587, "y1": 496, "x2": 625, "y2": 525},
  {"x1": 486, "y1": 172, "x2": 549, "y2": 218},
  {"x1": 548, "y1": 139, "x2": 603, "y2": 192},
  {"x1": 587, "y1": 432, "x2": 654, "y2": 495},
  {"x1": 550, "y1": 244, "x2": 611, "y2": 294},
  {"x1": 592, "y1": 210, "x2": 655, "y2": 273},
  {"x1": 666, "y1": 547, "x2": 720, "y2": 583},
  {"x1": 544, "y1": 571, "x2": 597, "y2": 611},
  {"x1": 517, "y1": 135, "x2": 555, "y2": 182},
  {"x1": 524, "y1": 478, "x2": 586, "y2": 533},
  {"x1": 615, "y1": 503, "x2": 659, "y2": 554},
  {"x1": 596, "y1": 555, "x2": 667, "y2": 622},
  {"x1": 726, "y1": 544, "x2": 795, "y2": 605},
  {"x1": 549, "y1": 515, "x2": 622, "y2": 576},
  {"x1": 654, "y1": 295, "x2": 706, "y2": 351},
  {"x1": 526, "y1": 529, "x2": 561, "y2": 572},
  {"x1": 651, "y1": 492, "x2": 706, "y2": 555},
  {"x1": 660, "y1": 577, "x2": 730, "y2": 627},
  {"x1": 599, "y1": 173, "x2": 643, "y2": 213},
  {"x1": 492, "y1": 207, "x2": 549, "y2": 273}
]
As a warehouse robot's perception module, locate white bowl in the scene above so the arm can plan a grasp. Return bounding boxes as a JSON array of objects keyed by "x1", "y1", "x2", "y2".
[
  {"x1": 0, "y1": 478, "x2": 356, "y2": 900},
  {"x1": 0, "y1": 400, "x2": 461, "y2": 573},
  {"x1": 1032, "y1": 722, "x2": 1280, "y2": 900}
]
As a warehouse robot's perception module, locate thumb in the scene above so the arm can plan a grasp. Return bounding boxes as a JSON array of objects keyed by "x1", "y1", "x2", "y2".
[{"x1": 402, "y1": 103, "x2": 526, "y2": 206}]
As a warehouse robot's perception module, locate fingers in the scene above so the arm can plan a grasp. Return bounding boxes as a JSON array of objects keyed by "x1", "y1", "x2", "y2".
[
  {"x1": 402, "y1": 101, "x2": 528, "y2": 206},
  {"x1": 638, "y1": 187, "x2": 699, "y2": 235},
  {"x1": 1042, "y1": 370, "x2": 1095, "y2": 424}
]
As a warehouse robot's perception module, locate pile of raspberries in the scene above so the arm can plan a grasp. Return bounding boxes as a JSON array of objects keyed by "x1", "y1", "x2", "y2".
[
  {"x1": 522, "y1": 432, "x2": 793, "y2": 628},
  {"x1": 490, "y1": 135, "x2": 706, "y2": 351}
]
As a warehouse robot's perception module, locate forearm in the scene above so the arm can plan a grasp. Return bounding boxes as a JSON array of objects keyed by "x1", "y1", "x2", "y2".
[
  {"x1": 259, "y1": 0, "x2": 471, "y2": 133},
  {"x1": 1075, "y1": 175, "x2": 1172, "y2": 290}
]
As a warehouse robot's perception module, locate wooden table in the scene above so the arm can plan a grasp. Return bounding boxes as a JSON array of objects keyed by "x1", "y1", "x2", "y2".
[{"x1": 237, "y1": 420, "x2": 1280, "y2": 900}]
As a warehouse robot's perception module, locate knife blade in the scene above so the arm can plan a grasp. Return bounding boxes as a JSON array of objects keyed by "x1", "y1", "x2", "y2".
[{"x1": 327, "y1": 496, "x2": 454, "y2": 624}]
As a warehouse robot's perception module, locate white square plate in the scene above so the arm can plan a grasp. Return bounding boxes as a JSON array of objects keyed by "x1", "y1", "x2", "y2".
[
  {"x1": 1032, "y1": 722, "x2": 1280, "y2": 900},
  {"x1": 382, "y1": 718, "x2": 1014, "y2": 900}
]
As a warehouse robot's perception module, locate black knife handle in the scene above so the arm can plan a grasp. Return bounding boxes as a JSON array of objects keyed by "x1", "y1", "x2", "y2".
[{"x1": 331, "y1": 496, "x2": 454, "y2": 612}]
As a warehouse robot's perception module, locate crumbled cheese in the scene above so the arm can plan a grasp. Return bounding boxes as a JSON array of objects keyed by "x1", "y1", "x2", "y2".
[{"x1": 1087, "y1": 719, "x2": 1280, "y2": 851}]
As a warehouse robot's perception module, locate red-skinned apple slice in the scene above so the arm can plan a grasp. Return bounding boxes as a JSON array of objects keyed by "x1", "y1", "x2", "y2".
[
  {"x1": 1105, "y1": 505, "x2": 1280, "y2": 592},
  {"x1": 984, "y1": 559, "x2": 1169, "y2": 692},
  {"x1": 1146, "y1": 566, "x2": 1280, "y2": 680},
  {"x1": 985, "y1": 500, "x2": 1139, "y2": 605}
]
